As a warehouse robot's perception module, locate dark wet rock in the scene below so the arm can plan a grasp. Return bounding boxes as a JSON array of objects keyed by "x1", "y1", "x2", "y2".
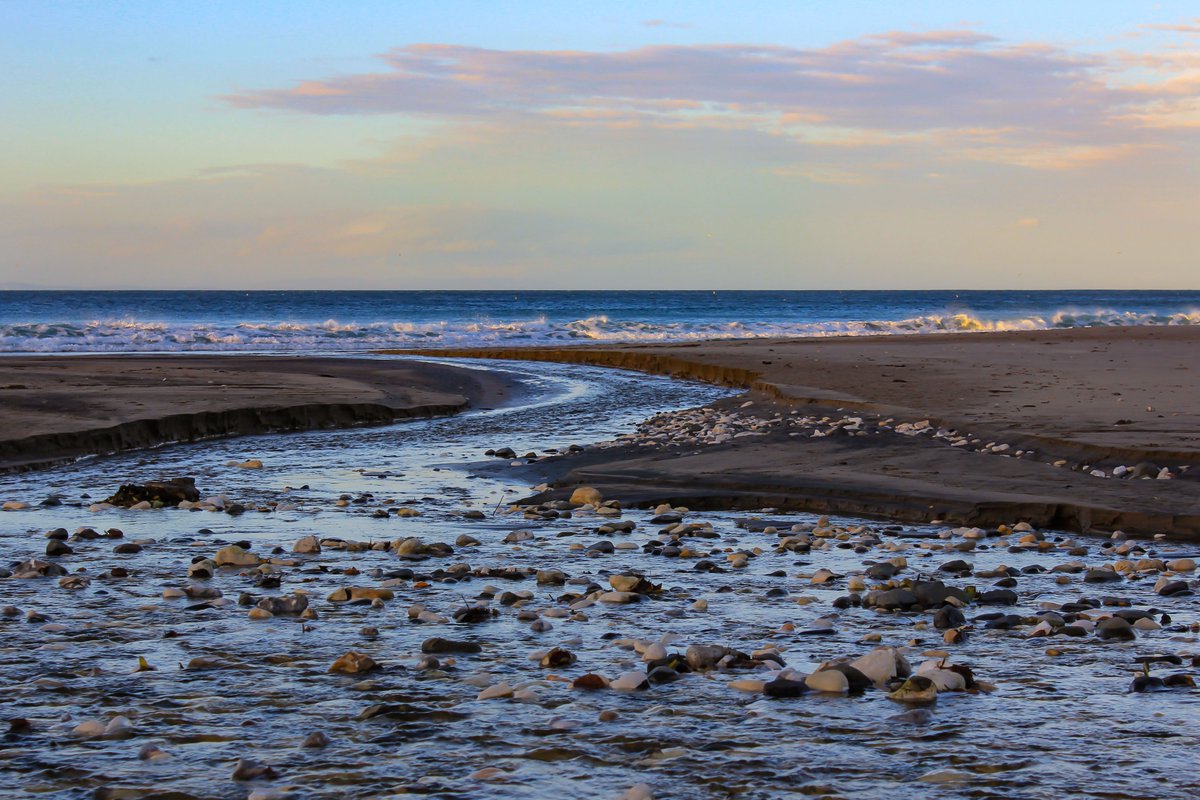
[
  {"x1": 977, "y1": 589, "x2": 1018, "y2": 605},
  {"x1": 646, "y1": 665, "x2": 682, "y2": 684},
  {"x1": 763, "y1": 677, "x2": 810, "y2": 698},
  {"x1": 103, "y1": 478, "x2": 200, "y2": 508},
  {"x1": 983, "y1": 614, "x2": 1022, "y2": 630},
  {"x1": 256, "y1": 593, "x2": 309, "y2": 616},
  {"x1": 1135, "y1": 654, "x2": 1183, "y2": 666},
  {"x1": 540, "y1": 647, "x2": 576, "y2": 668},
  {"x1": 865, "y1": 588, "x2": 920, "y2": 611},
  {"x1": 866, "y1": 562, "x2": 899, "y2": 579},
  {"x1": 825, "y1": 663, "x2": 872, "y2": 692},
  {"x1": 940, "y1": 559, "x2": 974, "y2": 575},
  {"x1": 933, "y1": 605, "x2": 966, "y2": 629},
  {"x1": 45, "y1": 528, "x2": 68, "y2": 540},
  {"x1": 1096, "y1": 617, "x2": 1136, "y2": 641},
  {"x1": 492, "y1": 447, "x2": 517, "y2": 459},
  {"x1": 453, "y1": 606, "x2": 493, "y2": 624},
  {"x1": 1084, "y1": 569, "x2": 1123, "y2": 584},
  {"x1": 1130, "y1": 675, "x2": 1166, "y2": 692},
  {"x1": 45, "y1": 539, "x2": 72, "y2": 557},
  {"x1": 912, "y1": 580, "x2": 970, "y2": 609},
  {"x1": 1157, "y1": 580, "x2": 1191, "y2": 597},
  {"x1": 113, "y1": 543, "x2": 143, "y2": 555},
  {"x1": 421, "y1": 637, "x2": 481, "y2": 654}
]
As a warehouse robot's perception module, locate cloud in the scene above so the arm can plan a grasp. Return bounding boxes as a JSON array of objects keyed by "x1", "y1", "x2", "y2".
[
  {"x1": 1142, "y1": 18, "x2": 1200, "y2": 34},
  {"x1": 223, "y1": 29, "x2": 1200, "y2": 170}
]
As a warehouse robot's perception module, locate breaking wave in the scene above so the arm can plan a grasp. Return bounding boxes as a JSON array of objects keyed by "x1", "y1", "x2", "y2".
[{"x1": 1, "y1": 308, "x2": 1197, "y2": 353}]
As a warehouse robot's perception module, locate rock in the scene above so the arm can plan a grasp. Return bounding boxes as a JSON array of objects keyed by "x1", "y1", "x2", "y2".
[
  {"x1": 232, "y1": 758, "x2": 278, "y2": 781},
  {"x1": 477, "y1": 682, "x2": 514, "y2": 700},
  {"x1": 978, "y1": 589, "x2": 1018, "y2": 605},
  {"x1": 101, "y1": 478, "x2": 200, "y2": 508},
  {"x1": 685, "y1": 644, "x2": 743, "y2": 672},
  {"x1": 849, "y1": 648, "x2": 909, "y2": 686},
  {"x1": 569, "y1": 673, "x2": 609, "y2": 691},
  {"x1": 1096, "y1": 616, "x2": 1136, "y2": 641},
  {"x1": 12, "y1": 558, "x2": 67, "y2": 578},
  {"x1": 598, "y1": 591, "x2": 640, "y2": 604},
  {"x1": 328, "y1": 651, "x2": 379, "y2": 674},
  {"x1": 1084, "y1": 568, "x2": 1123, "y2": 584},
  {"x1": 292, "y1": 536, "x2": 321, "y2": 554},
  {"x1": 933, "y1": 605, "x2": 966, "y2": 629},
  {"x1": 866, "y1": 588, "x2": 920, "y2": 610},
  {"x1": 236, "y1": 459, "x2": 264, "y2": 470},
  {"x1": 214, "y1": 545, "x2": 259, "y2": 567},
  {"x1": 327, "y1": 587, "x2": 394, "y2": 603},
  {"x1": 71, "y1": 719, "x2": 107, "y2": 739},
  {"x1": 45, "y1": 540, "x2": 73, "y2": 557},
  {"x1": 541, "y1": 647, "x2": 577, "y2": 667},
  {"x1": 763, "y1": 677, "x2": 810, "y2": 697},
  {"x1": 888, "y1": 675, "x2": 938, "y2": 704},
  {"x1": 1157, "y1": 580, "x2": 1191, "y2": 597},
  {"x1": 569, "y1": 487, "x2": 603, "y2": 506},
  {"x1": 257, "y1": 594, "x2": 309, "y2": 615},
  {"x1": 805, "y1": 669, "x2": 849, "y2": 693},
  {"x1": 537, "y1": 569, "x2": 567, "y2": 585},
  {"x1": 608, "y1": 575, "x2": 660, "y2": 595},
  {"x1": 610, "y1": 670, "x2": 649, "y2": 691},
  {"x1": 421, "y1": 637, "x2": 481, "y2": 654}
]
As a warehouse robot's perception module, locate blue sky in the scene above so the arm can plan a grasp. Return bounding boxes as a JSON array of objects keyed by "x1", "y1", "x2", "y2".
[{"x1": 2, "y1": 1, "x2": 1198, "y2": 288}]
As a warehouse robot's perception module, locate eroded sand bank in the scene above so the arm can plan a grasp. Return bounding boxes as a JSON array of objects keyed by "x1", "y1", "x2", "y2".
[{"x1": 0, "y1": 356, "x2": 518, "y2": 471}]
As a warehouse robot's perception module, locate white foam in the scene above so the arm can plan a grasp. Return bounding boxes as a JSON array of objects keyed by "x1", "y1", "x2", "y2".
[{"x1": 0, "y1": 308, "x2": 1197, "y2": 353}]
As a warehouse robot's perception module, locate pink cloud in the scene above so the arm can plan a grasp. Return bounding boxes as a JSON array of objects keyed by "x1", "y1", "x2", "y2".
[{"x1": 221, "y1": 29, "x2": 1200, "y2": 171}]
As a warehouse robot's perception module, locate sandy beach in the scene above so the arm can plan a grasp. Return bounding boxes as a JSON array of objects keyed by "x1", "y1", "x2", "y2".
[
  {"x1": 0, "y1": 355, "x2": 518, "y2": 472},
  {"x1": 389, "y1": 326, "x2": 1200, "y2": 538}
]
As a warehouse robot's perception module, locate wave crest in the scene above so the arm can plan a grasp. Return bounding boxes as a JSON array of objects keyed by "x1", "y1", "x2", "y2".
[{"x1": 1, "y1": 307, "x2": 1197, "y2": 353}]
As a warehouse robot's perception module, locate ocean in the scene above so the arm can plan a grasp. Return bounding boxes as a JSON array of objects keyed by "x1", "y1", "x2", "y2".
[{"x1": 1, "y1": 289, "x2": 1198, "y2": 353}]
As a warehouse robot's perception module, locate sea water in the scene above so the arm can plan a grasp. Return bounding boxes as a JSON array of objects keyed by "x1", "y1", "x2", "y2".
[{"x1": 1, "y1": 289, "x2": 1198, "y2": 352}]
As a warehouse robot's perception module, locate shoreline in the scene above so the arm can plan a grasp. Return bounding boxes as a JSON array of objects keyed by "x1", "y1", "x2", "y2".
[
  {"x1": 384, "y1": 327, "x2": 1200, "y2": 538},
  {"x1": 0, "y1": 355, "x2": 521, "y2": 472}
]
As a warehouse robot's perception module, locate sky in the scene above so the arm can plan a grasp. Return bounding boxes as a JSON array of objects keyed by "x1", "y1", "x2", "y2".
[{"x1": 1, "y1": 1, "x2": 1198, "y2": 290}]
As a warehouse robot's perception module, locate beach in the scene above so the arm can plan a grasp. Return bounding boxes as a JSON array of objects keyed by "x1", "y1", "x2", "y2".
[{"x1": 392, "y1": 326, "x2": 1200, "y2": 538}]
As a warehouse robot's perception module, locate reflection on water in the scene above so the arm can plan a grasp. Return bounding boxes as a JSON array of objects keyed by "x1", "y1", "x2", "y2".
[{"x1": 0, "y1": 360, "x2": 1197, "y2": 799}]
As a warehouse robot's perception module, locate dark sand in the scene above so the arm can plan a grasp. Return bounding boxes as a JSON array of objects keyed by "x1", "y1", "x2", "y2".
[
  {"x1": 386, "y1": 327, "x2": 1200, "y2": 538},
  {"x1": 0, "y1": 355, "x2": 515, "y2": 471}
]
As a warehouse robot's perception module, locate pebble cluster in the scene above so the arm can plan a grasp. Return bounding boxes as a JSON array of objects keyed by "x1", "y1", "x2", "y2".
[{"x1": 585, "y1": 401, "x2": 1192, "y2": 480}]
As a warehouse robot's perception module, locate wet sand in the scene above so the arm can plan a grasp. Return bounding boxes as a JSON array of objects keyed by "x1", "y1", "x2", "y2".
[
  {"x1": 0, "y1": 355, "x2": 517, "y2": 472},
  {"x1": 387, "y1": 327, "x2": 1200, "y2": 537}
]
